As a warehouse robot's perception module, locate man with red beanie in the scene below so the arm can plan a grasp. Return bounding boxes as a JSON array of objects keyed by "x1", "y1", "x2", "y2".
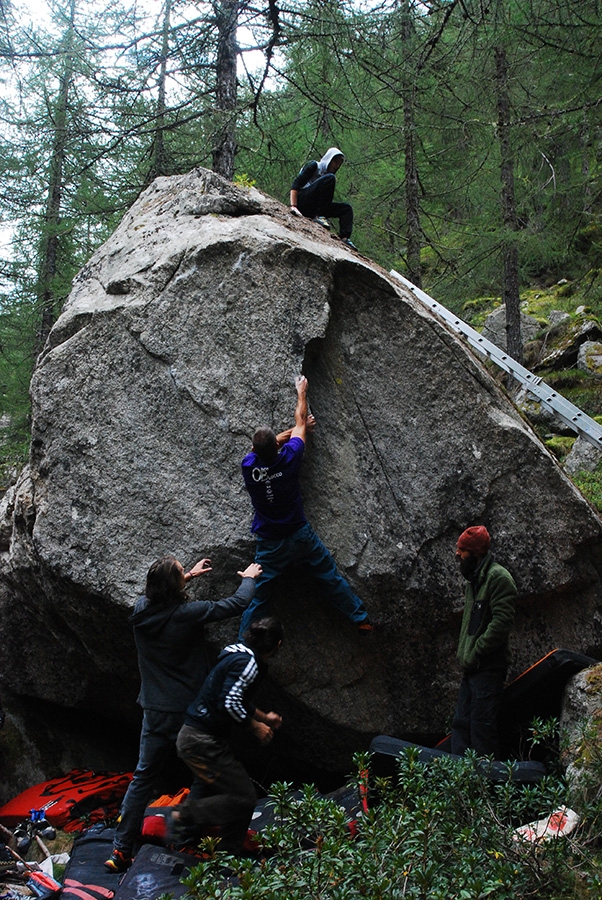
[{"x1": 451, "y1": 525, "x2": 516, "y2": 758}]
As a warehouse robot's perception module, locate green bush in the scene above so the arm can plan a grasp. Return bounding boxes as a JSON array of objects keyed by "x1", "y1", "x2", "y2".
[{"x1": 180, "y1": 749, "x2": 602, "y2": 899}]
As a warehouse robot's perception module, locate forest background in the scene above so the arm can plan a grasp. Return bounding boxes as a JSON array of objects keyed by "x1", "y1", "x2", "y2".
[
  {"x1": 1, "y1": 0, "x2": 601, "y2": 484},
  {"x1": 2, "y1": 5, "x2": 602, "y2": 896}
]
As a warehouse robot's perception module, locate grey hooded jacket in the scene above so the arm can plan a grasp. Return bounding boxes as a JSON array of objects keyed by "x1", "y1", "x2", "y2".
[{"x1": 131, "y1": 578, "x2": 255, "y2": 713}]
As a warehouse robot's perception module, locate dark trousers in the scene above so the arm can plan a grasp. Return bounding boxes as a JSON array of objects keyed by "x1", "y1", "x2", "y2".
[
  {"x1": 297, "y1": 174, "x2": 353, "y2": 237},
  {"x1": 114, "y1": 709, "x2": 183, "y2": 854},
  {"x1": 450, "y1": 667, "x2": 506, "y2": 759},
  {"x1": 238, "y1": 522, "x2": 368, "y2": 636},
  {"x1": 176, "y1": 724, "x2": 257, "y2": 855}
]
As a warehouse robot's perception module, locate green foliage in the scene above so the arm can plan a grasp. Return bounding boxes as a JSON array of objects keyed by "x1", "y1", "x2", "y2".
[
  {"x1": 571, "y1": 466, "x2": 602, "y2": 513},
  {"x1": 574, "y1": 224, "x2": 602, "y2": 270},
  {"x1": 462, "y1": 297, "x2": 501, "y2": 327},
  {"x1": 556, "y1": 706, "x2": 602, "y2": 897},
  {"x1": 528, "y1": 717, "x2": 562, "y2": 759},
  {"x1": 544, "y1": 369, "x2": 602, "y2": 422},
  {"x1": 177, "y1": 750, "x2": 602, "y2": 900},
  {"x1": 1, "y1": 0, "x2": 602, "y2": 481},
  {"x1": 0, "y1": 274, "x2": 37, "y2": 483},
  {"x1": 232, "y1": 173, "x2": 256, "y2": 189},
  {"x1": 544, "y1": 436, "x2": 576, "y2": 462}
]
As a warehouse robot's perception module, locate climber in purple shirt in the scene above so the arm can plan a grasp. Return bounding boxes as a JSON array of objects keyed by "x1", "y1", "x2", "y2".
[{"x1": 239, "y1": 375, "x2": 375, "y2": 636}]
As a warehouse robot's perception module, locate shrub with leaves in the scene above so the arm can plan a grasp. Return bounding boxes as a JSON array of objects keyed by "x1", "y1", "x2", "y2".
[{"x1": 178, "y1": 747, "x2": 602, "y2": 900}]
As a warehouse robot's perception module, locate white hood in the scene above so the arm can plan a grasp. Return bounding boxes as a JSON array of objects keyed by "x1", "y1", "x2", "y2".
[{"x1": 317, "y1": 147, "x2": 344, "y2": 176}]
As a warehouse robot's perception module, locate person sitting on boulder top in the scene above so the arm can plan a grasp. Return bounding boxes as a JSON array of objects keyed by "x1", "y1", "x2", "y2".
[
  {"x1": 238, "y1": 374, "x2": 376, "y2": 637},
  {"x1": 104, "y1": 554, "x2": 262, "y2": 873},
  {"x1": 289, "y1": 147, "x2": 356, "y2": 249},
  {"x1": 451, "y1": 526, "x2": 516, "y2": 759},
  {"x1": 174, "y1": 617, "x2": 284, "y2": 854}
]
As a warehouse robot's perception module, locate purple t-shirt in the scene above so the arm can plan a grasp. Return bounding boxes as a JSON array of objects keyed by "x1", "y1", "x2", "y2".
[{"x1": 241, "y1": 437, "x2": 307, "y2": 538}]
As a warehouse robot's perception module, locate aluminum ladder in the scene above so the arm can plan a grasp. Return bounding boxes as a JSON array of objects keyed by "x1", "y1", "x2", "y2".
[{"x1": 390, "y1": 269, "x2": 602, "y2": 451}]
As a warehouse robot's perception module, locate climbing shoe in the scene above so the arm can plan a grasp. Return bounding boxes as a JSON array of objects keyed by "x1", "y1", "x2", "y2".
[
  {"x1": 358, "y1": 618, "x2": 380, "y2": 634},
  {"x1": 313, "y1": 216, "x2": 332, "y2": 229},
  {"x1": 104, "y1": 848, "x2": 133, "y2": 872},
  {"x1": 341, "y1": 237, "x2": 357, "y2": 250}
]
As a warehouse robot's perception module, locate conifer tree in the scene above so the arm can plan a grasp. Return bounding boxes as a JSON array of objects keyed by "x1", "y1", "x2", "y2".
[{"x1": 35, "y1": 0, "x2": 77, "y2": 357}]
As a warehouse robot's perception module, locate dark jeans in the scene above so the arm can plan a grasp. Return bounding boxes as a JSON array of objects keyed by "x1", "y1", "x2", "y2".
[
  {"x1": 238, "y1": 522, "x2": 368, "y2": 636},
  {"x1": 450, "y1": 667, "x2": 506, "y2": 759},
  {"x1": 176, "y1": 725, "x2": 257, "y2": 855},
  {"x1": 297, "y1": 174, "x2": 353, "y2": 237},
  {"x1": 114, "y1": 709, "x2": 184, "y2": 855}
]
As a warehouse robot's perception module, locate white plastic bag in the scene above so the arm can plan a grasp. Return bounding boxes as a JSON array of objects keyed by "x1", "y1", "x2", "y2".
[{"x1": 514, "y1": 806, "x2": 580, "y2": 843}]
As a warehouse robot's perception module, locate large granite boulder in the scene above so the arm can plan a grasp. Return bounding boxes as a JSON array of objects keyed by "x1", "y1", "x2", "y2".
[{"x1": 1, "y1": 168, "x2": 602, "y2": 789}]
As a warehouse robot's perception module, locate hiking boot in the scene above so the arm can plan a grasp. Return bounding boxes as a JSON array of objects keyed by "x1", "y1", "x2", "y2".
[
  {"x1": 341, "y1": 237, "x2": 357, "y2": 250},
  {"x1": 165, "y1": 808, "x2": 198, "y2": 850},
  {"x1": 104, "y1": 848, "x2": 133, "y2": 872},
  {"x1": 313, "y1": 216, "x2": 331, "y2": 229}
]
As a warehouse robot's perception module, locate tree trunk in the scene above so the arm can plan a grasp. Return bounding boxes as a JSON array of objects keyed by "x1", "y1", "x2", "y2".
[
  {"x1": 402, "y1": 3, "x2": 421, "y2": 288},
  {"x1": 495, "y1": 44, "x2": 522, "y2": 364},
  {"x1": 35, "y1": 0, "x2": 76, "y2": 359},
  {"x1": 212, "y1": 0, "x2": 238, "y2": 180},
  {"x1": 148, "y1": 0, "x2": 172, "y2": 183},
  {"x1": 403, "y1": 89, "x2": 421, "y2": 288}
]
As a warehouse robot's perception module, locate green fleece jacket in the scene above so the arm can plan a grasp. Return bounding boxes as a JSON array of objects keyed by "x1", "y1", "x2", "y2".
[{"x1": 456, "y1": 552, "x2": 517, "y2": 672}]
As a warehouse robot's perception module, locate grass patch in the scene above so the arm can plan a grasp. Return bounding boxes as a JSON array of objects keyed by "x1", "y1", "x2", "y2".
[
  {"x1": 545, "y1": 436, "x2": 576, "y2": 460},
  {"x1": 572, "y1": 466, "x2": 602, "y2": 513},
  {"x1": 541, "y1": 370, "x2": 602, "y2": 420},
  {"x1": 461, "y1": 295, "x2": 501, "y2": 327}
]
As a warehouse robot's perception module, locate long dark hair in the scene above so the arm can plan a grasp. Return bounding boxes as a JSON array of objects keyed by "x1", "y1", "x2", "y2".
[{"x1": 145, "y1": 556, "x2": 186, "y2": 605}]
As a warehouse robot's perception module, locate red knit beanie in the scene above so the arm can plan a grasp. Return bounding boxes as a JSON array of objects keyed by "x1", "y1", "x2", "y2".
[{"x1": 457, "y1": 525, "x2": 490, "y2": 555}]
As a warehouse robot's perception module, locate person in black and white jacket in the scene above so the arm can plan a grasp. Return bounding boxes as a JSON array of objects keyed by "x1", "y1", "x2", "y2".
[{"x1": 175, "y1": 617, "x2": 284, "y2": 854}]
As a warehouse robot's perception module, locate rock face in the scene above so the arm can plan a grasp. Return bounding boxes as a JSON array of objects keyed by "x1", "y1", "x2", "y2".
[
  {"x1": 1, "y1": 168, "x2": 602, "y2": 786},
  {"x1": 560, "y1": 664, "x2": 602, "y2": 803}
]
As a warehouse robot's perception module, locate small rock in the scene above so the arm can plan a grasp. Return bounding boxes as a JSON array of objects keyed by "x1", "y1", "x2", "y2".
[
  {"x1": 564, "y1": 435, "x2": 602, "y2": 475},
  {"x1": 577, "y1": 340, "x2": 602, "y2": 377},
  {"x1": 548, "y1": 310, "x2": 570, "y2": 326},
  {"x1": 480, "y1": 305, "x2": 540, "y2": 351}
]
